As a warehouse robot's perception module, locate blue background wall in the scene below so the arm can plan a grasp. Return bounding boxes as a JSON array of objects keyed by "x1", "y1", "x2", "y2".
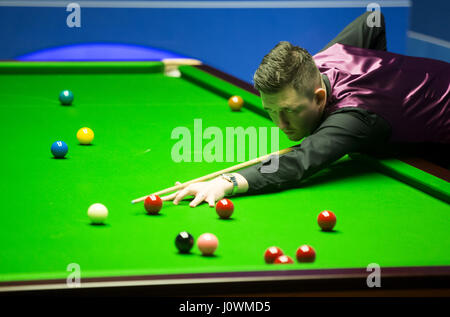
[
  {"x1": 407, "y1": 0, "x2": 450, "y2": 62},
  {"x1": 1, "y1": 0, "x2": 447, "y2": 83}
]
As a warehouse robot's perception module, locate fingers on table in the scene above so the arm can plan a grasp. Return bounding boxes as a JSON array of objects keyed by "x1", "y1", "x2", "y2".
[
  {"x1": 160, "y1": 181, "x2": 183, "y2": 201},
  {"x1": 173, "y1": 187, "x2": 195, "y2": 205},
  {"x1": 160, "y1": 192, "x2": 178, "y2": 201},
  {"x1": 206, "y1": 194, "x2": 216, "y2": 207},
  {"x1": 160, "y1": 181, "x2": 220, "y2": 207},
  {"x1": 189, "y1": 192, "x2": 207, "y2": 207}
]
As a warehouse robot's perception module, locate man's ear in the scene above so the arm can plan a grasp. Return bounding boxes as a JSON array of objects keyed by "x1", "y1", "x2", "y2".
[{"x1": 314, "y1": 87, "x2": 327, "y2": 105}]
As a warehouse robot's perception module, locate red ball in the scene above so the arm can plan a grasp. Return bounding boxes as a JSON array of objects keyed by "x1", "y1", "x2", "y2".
[
  {"x1": 318, "y1": 210, "x2": 336, "y2": 231},
  {"x1": 144, "y1": 195, "x2": 162, "y2": 214},
  {"x1": 296, "y1": 245, "x2": 316, "y2": 263},
  {"x1": 264, "y1": 246, "x2": 284, "y2": 264},
  {"x1": 216, "y1": 198, "x2": 234, "y2": 219},
  {"x1": 274, "y1": 255, "x2": 294, "y2": 264}
]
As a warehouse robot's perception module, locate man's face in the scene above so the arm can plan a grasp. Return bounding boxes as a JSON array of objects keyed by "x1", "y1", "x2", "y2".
[{"x1": 261, "y1": 85, "x2": 325, "y2": 141}]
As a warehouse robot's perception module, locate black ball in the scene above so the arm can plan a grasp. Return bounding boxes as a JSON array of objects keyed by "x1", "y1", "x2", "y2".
[{"x1": 175, "y1": 232, "x2": 194, "y2": 253}]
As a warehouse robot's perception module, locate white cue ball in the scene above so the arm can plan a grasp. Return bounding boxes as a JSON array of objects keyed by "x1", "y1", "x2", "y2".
[{"x1": 87, "y1": 203, "x2": 108, "y2": 224}]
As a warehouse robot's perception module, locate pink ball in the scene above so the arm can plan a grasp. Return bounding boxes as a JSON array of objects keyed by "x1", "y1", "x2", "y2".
[{"x1": 197, "y1": 233, "x2": 218, "y2": 256}]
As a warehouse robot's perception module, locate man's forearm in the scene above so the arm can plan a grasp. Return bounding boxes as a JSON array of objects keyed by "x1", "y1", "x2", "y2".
[
  {"x1": 236, "y1": 109, "x2": 391, "y2": 195},
  {"x1": 320, "y1": 11, "x2": 387, "y2": 52}
]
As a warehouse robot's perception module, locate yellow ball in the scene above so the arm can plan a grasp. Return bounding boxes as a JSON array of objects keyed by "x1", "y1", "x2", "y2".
[
  {"x1": 77, "y1": 127, "x2": 94, "y2": 145},
  {"x1": 228, "y1": 95, "x2": 244, "y2": 111}
]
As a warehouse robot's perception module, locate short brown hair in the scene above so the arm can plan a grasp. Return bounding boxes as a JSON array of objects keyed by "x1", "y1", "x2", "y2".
[{"x1": 253, "y1": 41, "x2": 320, "y2": 99}]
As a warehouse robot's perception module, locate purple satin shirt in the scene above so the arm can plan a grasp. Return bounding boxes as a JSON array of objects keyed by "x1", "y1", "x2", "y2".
[{"x1": 313, "y1": 44, "x2": 450, "y2": 144}]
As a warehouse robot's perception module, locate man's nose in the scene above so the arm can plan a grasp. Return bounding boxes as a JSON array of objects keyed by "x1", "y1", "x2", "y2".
[{"x1": 278, "y1": 111, "x2": 290, "y2": 129}]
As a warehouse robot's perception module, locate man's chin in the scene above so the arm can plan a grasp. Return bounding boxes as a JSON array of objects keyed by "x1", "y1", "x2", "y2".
[{"x1": 286, "y1": 133, "x2": 302, "y2": 141}]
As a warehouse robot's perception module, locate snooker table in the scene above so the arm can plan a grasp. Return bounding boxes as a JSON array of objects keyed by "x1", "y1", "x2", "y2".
[{"x1": 0, "y1": 61, "x2": 449, "y2": 296}]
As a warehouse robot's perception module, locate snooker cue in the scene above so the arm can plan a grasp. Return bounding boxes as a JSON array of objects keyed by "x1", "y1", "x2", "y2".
[{"x1": 131, "y1": 147, "x2": 293, "y2": 204}]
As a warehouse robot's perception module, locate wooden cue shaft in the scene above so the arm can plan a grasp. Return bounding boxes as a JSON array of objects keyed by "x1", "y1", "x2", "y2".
[{"x1": 131, "y1": 147, "x2": 293, "y2": 204}]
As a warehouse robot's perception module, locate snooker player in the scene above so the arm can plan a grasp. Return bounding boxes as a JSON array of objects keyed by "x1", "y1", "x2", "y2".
[{"x1": 161, "y1": 11, "x2": 450, "y2": 207}]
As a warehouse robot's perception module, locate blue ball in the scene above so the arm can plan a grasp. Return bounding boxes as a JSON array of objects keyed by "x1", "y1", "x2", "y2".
[
  {"x1": 51, "y1": 141, "x2": 68, "y2": 158},
  {"x1": 59, "y1": 90, "x2": 74, "y2": 105}
]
